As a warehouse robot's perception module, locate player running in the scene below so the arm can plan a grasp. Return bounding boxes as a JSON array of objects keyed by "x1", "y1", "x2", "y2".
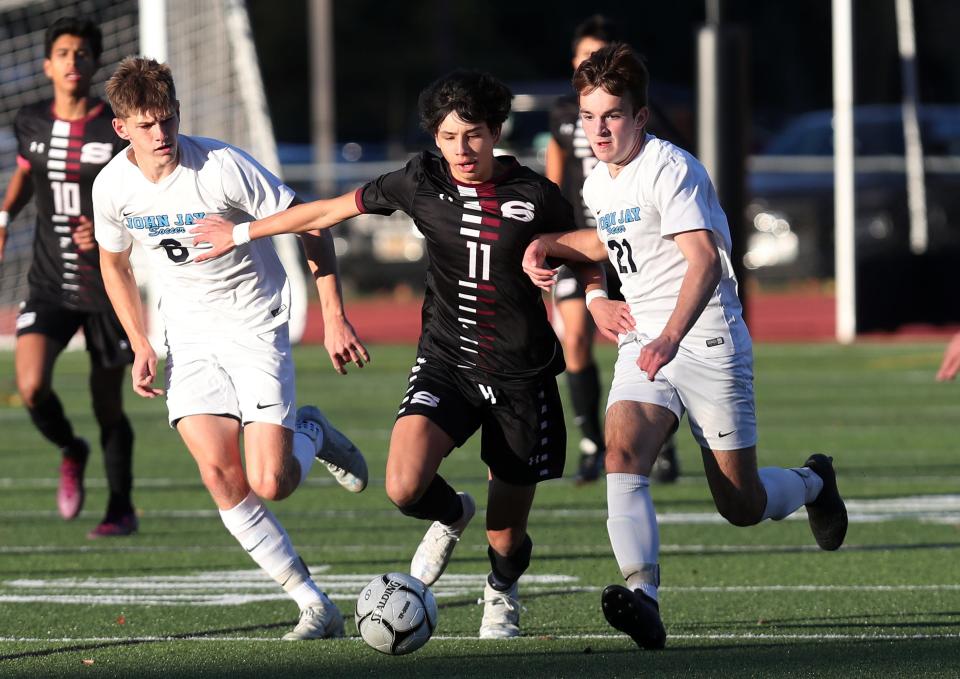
[
  {"x1": 93, "y1": 57, "x2": 369, "y2": 640},
  {"x1": 0, "y1": 17, "x2": 137, "y2": 537},
  {"x1": 545, "y1": 15, "x2": 680, "y2": 485},
  {"x1": 191, "y1": 70, "x2": 602, "y2": 639},
  {"x1": 523, "y1": 44, "x2": 848, "y2": 649}
]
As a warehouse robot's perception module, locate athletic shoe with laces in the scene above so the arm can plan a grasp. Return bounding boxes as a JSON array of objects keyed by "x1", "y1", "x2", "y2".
[
  {"x1": 87, "y1": 510, "x2": 139, "y2": 538},
  {"x1": 478, "y1": 580, "x2": 522, "y2": 639},
  {"x1": 409, "y1": 492, "x2": 476, "y2": 586},
  {"x1": 601, "y1": 584, "x2": 666, "y2": 650},
  {"x1": 803, "y1": 453, "x2": 848, "y2": 551},
  {"x1": 58, "y1": 438, "x2": 89, "y2": 520},
  {"x1": 650, "y1": 438, "x2": 680, "y2": 484},
  {"x1": 282, "y1": 596, "x2": 345, "y2": 640},
  {"x1": 296, "y1": 405, "x2": 368, "y2": 493}
]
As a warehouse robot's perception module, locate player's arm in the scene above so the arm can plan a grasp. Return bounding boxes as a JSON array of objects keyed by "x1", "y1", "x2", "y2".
[
  {"x1": 0, "y1": 165, "x2": 34, "y2": 261},
  {"x1": 99, "y1": 247, "x2": 163, "y2": 398},
  {"x1": 299, "y1": 227, "x2": 370, "y2": 374},
  {"x1": 936, "y1": 332, "x2": 960, "y2": 381},
  {"x1": 544, "y1": 138, "x2": 566, "y2": 186},
  {"x1": 191, "y1": 192, "x2": 361, "y2": 262},
  {"x1": 567, "y1": 260, "x2": 636, "y2": 341},
  {"x1": 522, "y1": 227, "x2": 607, "y2": 290},
  {"x1": 638, "y1": 229, "x2": 721, "y2": 380}
]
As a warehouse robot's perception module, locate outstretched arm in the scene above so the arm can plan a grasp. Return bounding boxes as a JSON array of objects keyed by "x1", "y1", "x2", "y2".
[
  {"x1": 0, "y1": 165, "x2": 34, "y2": 261},
  {"x1": 99, "y1": 248, "x2": 163, "y2": 398},
  {"x1": 191, "y1": 191, "x2": 362, "y2": 262},
  {"x1": 299, "y1": 229, "x2": 370, "y2": 374}
]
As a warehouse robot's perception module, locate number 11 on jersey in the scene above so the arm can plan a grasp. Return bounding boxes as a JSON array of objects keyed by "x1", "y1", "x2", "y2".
[{"x1": 466, "y1": 241, "x2": 491, "y2": 280}]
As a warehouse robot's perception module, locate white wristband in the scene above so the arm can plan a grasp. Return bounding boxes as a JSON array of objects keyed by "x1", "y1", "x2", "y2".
[
  {"x1": 585, "y1": 289, "x2": 608, "y2": 306},
  {"x1": 232, "y1": 222, "x2": 251, "y2": 246},
  {"x1": 0, "y1": 210, "x2": 9, "y2": 228}
]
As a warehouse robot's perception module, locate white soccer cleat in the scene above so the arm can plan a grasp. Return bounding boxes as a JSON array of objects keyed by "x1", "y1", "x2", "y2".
[
  {"x1": 478, "y1": 580, "x2": 522, "y2": 639},
  {"x1": 282, "y1": 596, "x2": 345, "y2": 640},
  {"x1": 409, "y1": 492, "x2": 476, "y2": 586},
  {"x1": 296, "y1": 405, "x2": 368, "y2": 493}
]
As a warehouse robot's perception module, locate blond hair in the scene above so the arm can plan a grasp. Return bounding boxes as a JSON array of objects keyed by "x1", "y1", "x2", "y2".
[{"x1": 105, "y1": 56, "x2": 177, "y2": 119}]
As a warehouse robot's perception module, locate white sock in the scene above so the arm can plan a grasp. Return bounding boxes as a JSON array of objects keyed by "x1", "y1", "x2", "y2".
[
  {"x1": 759, "y1": 467, "x2": 823, "y2": 520},
  {"x1": 292, "y1": 431, "x2": 318, "y2": 486},
  {"x1": 219, "y1": 490, "x2": 323, "y2": 608},
  {"x1": 606, "y1": 473, "x2": 660, "y2": 601}
]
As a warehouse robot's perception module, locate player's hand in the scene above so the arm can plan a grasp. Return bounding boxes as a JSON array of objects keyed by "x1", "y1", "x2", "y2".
[
  {"x1": 588, "y1": 297, "x2": 636, "y2": 342},
  {"x1": 191, "y1": 215, "x2": 237, "y2": 262},
  {"x1": 323, "y1": 314, "x2": 371, "y2": 375},
  {"x1": 132, "y1": 345, "x2": 164, "y2": 398},
  {"x1": 936, "y1": 332, "x2": 960, "y2": 381},
  {"x1": 637, "y1": 334, "x2": 679, "y2": 381},
  {"x1": 522, "y1": 238, "x2": 559, "y2": 290},
  {"x1": 72, "y1": 216, "x2": 96, "y2": 252}
]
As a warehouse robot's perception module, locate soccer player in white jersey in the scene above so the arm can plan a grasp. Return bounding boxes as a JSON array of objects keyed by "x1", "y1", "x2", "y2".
[
  {"x1": 92, "y1": 57, "x2": 370, "y2": 641},
  {"x1": 522, "y1": 44, "x2": 848, "y2": 649}
]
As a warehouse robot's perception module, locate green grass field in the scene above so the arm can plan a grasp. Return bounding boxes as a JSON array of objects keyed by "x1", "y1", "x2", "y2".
[{"x1": 1, "y1": 342, "x2": 958, "y2": 678}]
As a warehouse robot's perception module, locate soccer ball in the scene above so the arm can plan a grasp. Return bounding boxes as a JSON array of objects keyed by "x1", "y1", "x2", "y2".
[{"x1": 355, "y1": 572, "x2": 438, "y2": 655}]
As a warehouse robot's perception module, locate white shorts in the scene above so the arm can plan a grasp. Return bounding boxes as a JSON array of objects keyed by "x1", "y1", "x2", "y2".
[
  {"x1": 164, "y1": 324, "x2": 296, "y2": 430},
  {"x1": 606, "y1": 339, "x2": 757, "y2": 450}
]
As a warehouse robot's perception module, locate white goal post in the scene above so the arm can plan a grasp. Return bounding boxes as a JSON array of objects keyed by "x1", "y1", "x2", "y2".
[{"x1": 0, "y1": 0, "x2": 309, "y2": 348}]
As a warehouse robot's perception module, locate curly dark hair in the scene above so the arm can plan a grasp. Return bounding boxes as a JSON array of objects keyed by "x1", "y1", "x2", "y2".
[
  {"x1": 418, "y1": 70, "x2": 512, "y2": 135},
  {"x1": 45, "y1": 16, "x2": 103, "y2": 61}
]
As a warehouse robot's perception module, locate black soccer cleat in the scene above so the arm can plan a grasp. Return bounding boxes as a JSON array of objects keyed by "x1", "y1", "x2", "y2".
[
  {"x1": 601, "y1": 584, "x2": 666, "y2": 650},
  {"x1": 803, "y1": 454, "x2": 848, "y2": 551},
  {"x1": 650, "y1": 438, "x2": 680, "y2": 484}
]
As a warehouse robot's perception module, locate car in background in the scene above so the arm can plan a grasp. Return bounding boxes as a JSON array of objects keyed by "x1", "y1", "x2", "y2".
[{"x1": 743, "y1": 105, "x2": 960, "y2": 281}]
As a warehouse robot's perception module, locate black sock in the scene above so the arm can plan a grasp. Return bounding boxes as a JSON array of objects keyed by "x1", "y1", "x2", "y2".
[
  {"x1": 487, "y1": 534, "x2": 533, "y2": 591},
  {"x1": 397, "y1": 475, "x2": 463, "y2": 525},
  {"x1": 567, "y1": 364, "x2": 603, "y2": 450},
  {"x1": 27, "y1": 392, "x2": 76, "y2": 450},
  {"x1": 101, "y1": 415, "x2": 134, "y2": 515}
]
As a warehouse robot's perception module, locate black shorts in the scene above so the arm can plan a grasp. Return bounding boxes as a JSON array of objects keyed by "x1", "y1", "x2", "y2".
[
  {"x1": 396, "y1": 354, "x2": 566, "y2": 485},
  {"x1": 16, "y1": 299, "x2": 134, "y2": 369},
  {"x1": 553, "y1": 263, "x2": 624, "y2": 304}
]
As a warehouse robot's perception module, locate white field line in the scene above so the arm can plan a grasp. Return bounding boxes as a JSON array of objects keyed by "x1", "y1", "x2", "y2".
[
  {"x1": 0, "y1": 633, "x2": 958, "y2": 643},
  {"x1": 3, "y1": 494, "x2": 960, "y2": 524}
]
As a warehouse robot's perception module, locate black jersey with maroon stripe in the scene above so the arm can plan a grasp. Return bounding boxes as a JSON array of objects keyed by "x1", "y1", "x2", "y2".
[
  {"x1": 14, "y1": 99, "x2": 124, "y2": 311},
  {"x1": 357, "y1": 151, "x2": 573, "y2": 385},
  {"x1": 549, "y1": 95, "x2": 600, "y2": 231}
]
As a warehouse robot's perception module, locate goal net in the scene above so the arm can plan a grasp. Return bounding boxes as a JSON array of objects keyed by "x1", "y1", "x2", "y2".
[{"x1": 0, "y1": 0, "x2": 308, "y2": 348}]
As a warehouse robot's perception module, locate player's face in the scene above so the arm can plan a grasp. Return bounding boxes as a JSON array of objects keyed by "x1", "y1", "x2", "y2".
[
  {"x1": 43, "y1": 34, "x2": 96, "y2": 97},
  {"x1": 434, "y1": 112, "x2": 500, "y2": 184},
  {"x1": 572, "y1": 36, "x2": 607, "y2": 70},
  {"x1": 579, "y1": 87, "x2": 649, "y2": 169},
  {"x1": 113, "y1": 107, "x2": 181, "y2": 175}
]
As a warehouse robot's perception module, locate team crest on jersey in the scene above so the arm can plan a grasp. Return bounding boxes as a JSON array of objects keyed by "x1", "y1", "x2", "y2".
[
  {"x1": 501, "y1": 200, "x2": 535, "y2": 222},
  {"x1": 80, "y1": 142, "x2": 113, "y2": 165}
]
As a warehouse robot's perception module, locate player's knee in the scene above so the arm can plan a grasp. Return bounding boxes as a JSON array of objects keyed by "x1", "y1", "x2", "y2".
[
  {"x1": 486, "y1": 527, "x2": 527, "y2": 557},
  {"x1": 603, "y1": 444, "x2": 644, "y2": 475},
  {"x1": 716, "y1": 496, "x2": 764, "y2": 527},
  {"x1": 385, "y1": 473, "x2": 427, "y2": 509},
  {"x1": 246, "y1": 468, "x2": 291, "y2": 502},
  {"x1": 17, "y1": 376, "x2": 49, "y2": 410}
]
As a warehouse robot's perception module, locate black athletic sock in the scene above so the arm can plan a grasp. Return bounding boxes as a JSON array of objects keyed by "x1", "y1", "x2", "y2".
[
  {"x1": 567, "y1": 364, "x2": 603, "y2": 449},
  {"x1": 397, "y1": 474, "x2": 463, "y2": 525},
  {"x1": 101, "y1": 415, "x2": 134, "y2": 515},
  {"x1": 27, "y1": 392, "x2": 76, "y2": 450},
  {"x1": 487, "y1": 534, "x2": 533, "y2": 591}
]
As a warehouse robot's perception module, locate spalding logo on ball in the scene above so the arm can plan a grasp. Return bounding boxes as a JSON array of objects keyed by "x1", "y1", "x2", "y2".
[{"x1": 355, "y1": 572, "x2": 438, "y2": 655}]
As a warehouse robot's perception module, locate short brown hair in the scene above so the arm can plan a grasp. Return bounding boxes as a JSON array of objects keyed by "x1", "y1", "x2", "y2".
[
  {"x1": 573, "y1": 42, "x2": 648, "y2": 114},
  {"x1": 106, "y1": 56, "x2": 177, "y2": 119}
]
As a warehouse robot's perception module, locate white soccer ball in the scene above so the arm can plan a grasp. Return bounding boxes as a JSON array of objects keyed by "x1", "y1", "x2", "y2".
[{"x1": 355, "y1": 572, "x2": 438, "y2": 655}]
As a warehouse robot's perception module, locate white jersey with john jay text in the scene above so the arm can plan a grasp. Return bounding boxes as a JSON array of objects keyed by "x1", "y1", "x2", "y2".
[
  {"x1": 93, "y1": 135, "x2": 295, "y2": 340},
  {"x1": 582, "y1": 134, "x2": 751, "y2": 357}
]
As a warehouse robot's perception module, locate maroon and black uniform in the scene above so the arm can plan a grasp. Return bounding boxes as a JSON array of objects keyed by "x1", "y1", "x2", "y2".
[
  {"x1": 357, "y1": 151, "x2": 573, "y2": 483},
  {"x1": 14, "y1": 98, "x2": 132, "y2": 366}
]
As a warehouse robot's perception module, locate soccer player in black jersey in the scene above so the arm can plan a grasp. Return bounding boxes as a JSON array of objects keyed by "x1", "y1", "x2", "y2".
[
  {"x1": 192, "y1": 70, "x2": 603, "y2": 638},
  {"x1": 546, "y1": 16, "x2": 681, "y2": 485},
  {"x1": 0, "y1": 18, "x2": 136, "y2": 537}
]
